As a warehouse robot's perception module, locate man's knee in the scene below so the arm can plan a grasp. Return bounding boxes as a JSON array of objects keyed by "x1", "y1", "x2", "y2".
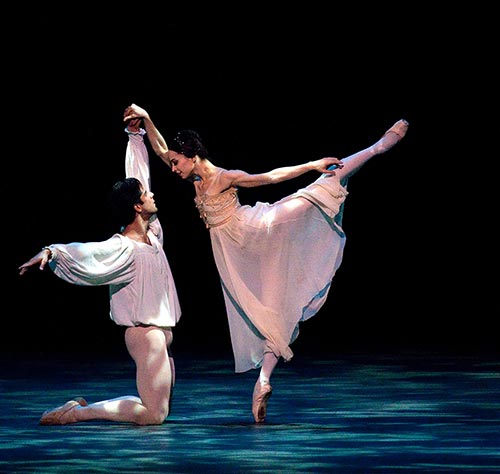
[{"x1": 137, "y1": 403, "x2": 169, "y2": 426}]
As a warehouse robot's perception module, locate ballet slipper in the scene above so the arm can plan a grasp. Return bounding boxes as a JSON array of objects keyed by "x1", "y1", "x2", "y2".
[
  {"x1": 73, "y1": 397, "x2": 88, "y2": 407},
  {"x1": 39, "y1": 398, "x2": 87, "y2": 425},
  {"x1": 384, "y1": 119, "x2": 409, "y2": 139},
  {"x1": 252, "y1": 381, "x2": 272, "y2": 423}
]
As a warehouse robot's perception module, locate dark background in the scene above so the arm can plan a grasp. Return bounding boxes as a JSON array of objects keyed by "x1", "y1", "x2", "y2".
[{"x1": 5, "y1": 7, "x2": 495, "y2": 360}]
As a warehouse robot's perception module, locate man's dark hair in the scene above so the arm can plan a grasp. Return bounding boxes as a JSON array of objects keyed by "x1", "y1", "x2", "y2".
[{"x1": 109, "y1": 177, "x2": 143, "y2": 228}]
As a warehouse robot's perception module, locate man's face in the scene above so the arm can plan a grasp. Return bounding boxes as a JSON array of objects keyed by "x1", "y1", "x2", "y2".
[{"x1": 138, "y1": 186, "x2": 158, "y2": 214}]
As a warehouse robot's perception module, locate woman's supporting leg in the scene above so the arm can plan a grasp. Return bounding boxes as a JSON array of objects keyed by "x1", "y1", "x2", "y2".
[
  {"x1": 252, "y1": 350, "x2": 279, "y2": 423},
  {"x1": 259, "y1": 351, "x2": 279, "y2": 385}
]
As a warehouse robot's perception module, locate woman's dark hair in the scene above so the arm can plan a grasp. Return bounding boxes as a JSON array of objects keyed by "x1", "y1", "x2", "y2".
[
  {"x1": 108, "y1": 177, "x2": 143, "y2": 228},
  {"x1": 169, "y1": 130, "x2": 210, "y2": 159}
]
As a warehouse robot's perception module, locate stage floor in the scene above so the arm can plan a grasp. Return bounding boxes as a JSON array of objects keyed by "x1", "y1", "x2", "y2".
[{"x1": 1, "y1": 351, "x2": 499, "y2": 473}]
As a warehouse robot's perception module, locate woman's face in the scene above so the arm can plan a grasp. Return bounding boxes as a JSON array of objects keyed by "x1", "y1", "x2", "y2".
[{"x1": 169, "y1": 151, "x2": 195, "y2": 179}]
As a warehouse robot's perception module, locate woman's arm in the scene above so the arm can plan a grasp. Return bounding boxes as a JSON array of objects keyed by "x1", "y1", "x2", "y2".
[
  {"x1": 124, "y1": 104, "x2": 171, "y2": 168},
  {"x1": 223, "y1": 157, "x2": 343, "y2": 188}
]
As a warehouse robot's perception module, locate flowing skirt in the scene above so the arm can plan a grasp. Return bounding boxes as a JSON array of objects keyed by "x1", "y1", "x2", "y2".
[{"x1": 209, "y1": 174, "x2": 349, "y2": 372}]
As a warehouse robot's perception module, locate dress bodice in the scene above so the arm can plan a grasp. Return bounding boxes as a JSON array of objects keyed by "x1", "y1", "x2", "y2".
[{"x1": 194, "y1": 187, "x2": 240, "y2": 228}]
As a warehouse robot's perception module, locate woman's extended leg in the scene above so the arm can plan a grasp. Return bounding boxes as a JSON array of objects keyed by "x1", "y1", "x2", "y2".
[{"x1": 335, "y1": 119, "x2": 409, "y2": 180}]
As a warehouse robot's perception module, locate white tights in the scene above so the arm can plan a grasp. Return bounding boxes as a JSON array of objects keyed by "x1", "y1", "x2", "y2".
[
  {"x1": 335, "y1": 120, "x2": 407, "y2": 181},
  {"x1": 61, "y1": 326, "x2": 175, "y2": 425},
  {"x1": 259, "y1": 351, "x2": 279, "y2": 385}
]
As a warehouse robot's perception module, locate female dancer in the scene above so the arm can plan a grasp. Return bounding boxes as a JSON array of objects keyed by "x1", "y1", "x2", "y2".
[{"x1": 123, "y1": 104, "x2": 408, "y2": 423}]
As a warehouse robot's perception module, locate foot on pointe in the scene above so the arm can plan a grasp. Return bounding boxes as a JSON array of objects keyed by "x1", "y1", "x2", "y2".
[
  {"x1": 39, "y1": 398, "x2": 87, "y2": 425},
  {"x1": 385, "y1": 119, "x2": 409, "y2": 139},
  {"x1": 373, "y1": 119, "x2": 409, "y2": 154},
  {"x1": 252, "y1": 381, "x2": 273, "y2": 423}
]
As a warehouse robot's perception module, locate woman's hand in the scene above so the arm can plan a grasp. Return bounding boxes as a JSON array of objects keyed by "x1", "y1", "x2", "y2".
[
  {"x1": 123, "y1": 103, "x2": 149, "y2": 123},
  {"x1": 312, "y1": 157, "x2": 344, "y2": 175}
]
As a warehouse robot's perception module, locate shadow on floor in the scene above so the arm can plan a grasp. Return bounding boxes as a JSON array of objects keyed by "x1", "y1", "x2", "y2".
[{"x1": 1, "y1": 351, "x2": 499, "y2": 473}]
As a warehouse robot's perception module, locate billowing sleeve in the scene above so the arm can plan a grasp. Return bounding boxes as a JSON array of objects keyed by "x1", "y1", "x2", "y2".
[
  {"x1": 125, "y1": 128, "x2": 150, "y2": 191},
  {"x1": 46, "y1": 234, "x2": 136, "y2": 286},
  {"x1": 125, "y1": 127, "x2": 164, "y2": 245}
]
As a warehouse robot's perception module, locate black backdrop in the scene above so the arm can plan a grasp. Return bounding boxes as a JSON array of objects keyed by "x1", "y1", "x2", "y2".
[{"x1": 5, "y1": 8, "x2": 495, "y2": 359}]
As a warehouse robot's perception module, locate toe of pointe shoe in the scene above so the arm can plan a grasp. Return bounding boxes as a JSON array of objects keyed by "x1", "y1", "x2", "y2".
[
  {"x1": 385, "y1": 119, "x2": 409, "y2": 138},
  {"x1": 252, "y1": 382, "x2": 272, "y2": 423},
  {"x1": 39, "y1": 400, "x2": 81, "y2": 425}
]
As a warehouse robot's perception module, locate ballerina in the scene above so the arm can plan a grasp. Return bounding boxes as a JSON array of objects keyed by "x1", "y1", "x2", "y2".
[{"x1": 123, "y1": 104, "x2": 409, "y2": 423}]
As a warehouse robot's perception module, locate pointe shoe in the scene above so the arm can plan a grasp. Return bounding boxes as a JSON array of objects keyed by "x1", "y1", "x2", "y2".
[
  {"x1": 252, "y1": 381, "x2": 272, "y2": 423},
  {"x1": 39, "y1": 398, "x2": 86, "y2": 425},
  {"x1": 384, "y1": 119, "x2": 409, "y2": 139}
]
